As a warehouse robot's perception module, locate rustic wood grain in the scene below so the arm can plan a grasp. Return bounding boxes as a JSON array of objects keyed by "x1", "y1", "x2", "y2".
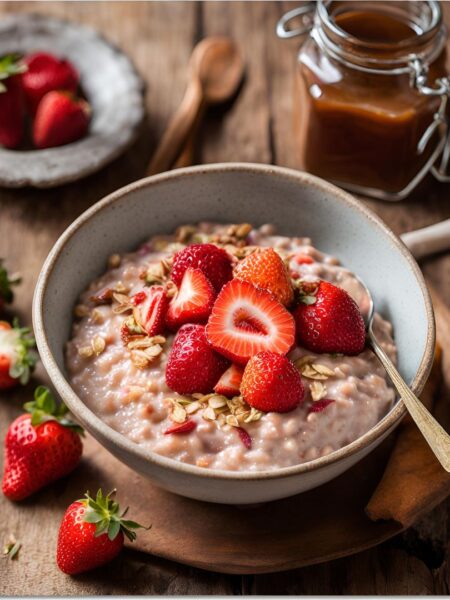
[{"x1": 0, "y1": 1, "x2": 449, "y2": 595}]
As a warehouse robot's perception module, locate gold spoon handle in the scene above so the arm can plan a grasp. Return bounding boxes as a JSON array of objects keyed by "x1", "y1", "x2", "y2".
[{"x1": 368, "y1": 328, "x2": 450, "y2": 472}]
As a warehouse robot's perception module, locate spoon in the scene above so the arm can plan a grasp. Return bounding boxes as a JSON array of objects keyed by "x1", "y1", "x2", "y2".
[
  {"x1": 147, "y1": 37, "x2": 244, "y2": 175},
  {"x1": 357, "y1": 274, "x2": 450, "y2": 472}
]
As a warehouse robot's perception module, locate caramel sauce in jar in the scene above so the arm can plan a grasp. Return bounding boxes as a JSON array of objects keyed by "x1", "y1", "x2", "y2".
[{"x1": 294, "y1": 1, "x2": 449, "y2": 198}]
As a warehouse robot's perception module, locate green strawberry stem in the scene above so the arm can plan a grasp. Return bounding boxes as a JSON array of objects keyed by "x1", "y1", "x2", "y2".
[
  {"x1": 80, "y1": 489, "x2": 150, "y2": 542},
  {"x1": 0, "y1": 54, "x2": 27, "y2": 93},
  {"x1": 8, "y1": 318, "x2": 38, "y2": 385},
  {"x1": 23, "y1": 386, "x2": 84, "y2": 435},
  {"x1": 0, "y1": 259, "x2": 21, "y2": 305}
]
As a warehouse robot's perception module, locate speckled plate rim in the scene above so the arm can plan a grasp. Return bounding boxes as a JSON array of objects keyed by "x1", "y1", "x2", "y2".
[{"x1": 33, "y1": 163, "x2": 436, "y2": 482}]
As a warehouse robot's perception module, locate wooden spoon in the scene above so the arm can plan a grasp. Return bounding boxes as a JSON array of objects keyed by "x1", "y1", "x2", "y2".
[{"x1": 147, "y1": 37, "x2": 244, "y2": 175}]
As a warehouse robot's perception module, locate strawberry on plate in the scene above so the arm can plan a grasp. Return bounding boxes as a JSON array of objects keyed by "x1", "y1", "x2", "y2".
[
  {"x1": 57, "y1": 489, "x2": 148, "y2": 575},
  {"x1": 0, "y1": 259, "x2": 21, "y2": 312},
  {"x1": 0, "y1": 55, "x2": 26, "y2": 149},
  {"x1": 33, "y1": 90, "x2": 90, "y2": 149},
  {"x1": 0, "y1": 320, "x2": 37, "y2": 390},
  {"x1": 294, "y1": 280, "x2": 366, "y2": 355},
  {"x1": 214, "y1": 363, "x2": 243, "y2": 398},
  {"x1": 170, "y1": 243, "x2": 233, "y2": 293},
  {"x1": 21, "y1": 51, "x2": 79, "y2": 115},
  {"x1": 166, "y1": 323, "x2": 229, "y2": 394},
  {"x1": 206, "y1": 279, "x2": 295, "y2": 364},
  {"x1": 241, "y1": 351, "x2": 305, "y2": 413},
  {"x1": 2, "y1": 386, "x2": 83, "y2": 501},
  {"x1": 234, "y1": 247, "x2": 293, "y2": 306},
  {"x1": 166, "y1": 268, "x2": 215, "y2": 330},
  {"x1": 132, "y1": 286, "x2": 168, "y2": 337}
]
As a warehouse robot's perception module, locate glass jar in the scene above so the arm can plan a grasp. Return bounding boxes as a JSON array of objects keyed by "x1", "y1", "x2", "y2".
[{"x1": 277, "y1": 1, "x2": 450, "y2": 200}]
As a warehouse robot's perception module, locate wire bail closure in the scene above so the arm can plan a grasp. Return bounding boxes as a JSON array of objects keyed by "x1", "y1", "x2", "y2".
[
  {"x1": 276, "y1": 3, "x2": 316, "y2": 39},
  {"x1": 411, "y1": 57, "x2": 450, "y2": 182}
]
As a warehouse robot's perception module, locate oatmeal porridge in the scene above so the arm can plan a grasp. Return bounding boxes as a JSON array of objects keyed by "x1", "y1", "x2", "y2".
[{"x1": 66, "y1": 223, "x2": 397, "y2": 472}]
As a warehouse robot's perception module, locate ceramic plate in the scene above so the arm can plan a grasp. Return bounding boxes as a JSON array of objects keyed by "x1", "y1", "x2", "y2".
[{"x1": 0, "y1": 13, "x2": 145, "y2": 188}]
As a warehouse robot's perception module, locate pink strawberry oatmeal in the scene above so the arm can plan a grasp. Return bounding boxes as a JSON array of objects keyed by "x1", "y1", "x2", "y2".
[{"x1": 66, "y1": 223, "x2": 397, "y2": 472}]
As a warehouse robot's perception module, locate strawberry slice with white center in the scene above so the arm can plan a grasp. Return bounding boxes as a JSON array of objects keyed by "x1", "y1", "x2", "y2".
[
  {"x1": 132, "y1": 286, "x2": 168, "y2": 337},
  {"x1": 206, "y1": 279, "x2": 295, "y2": 364},
  {"x1": 214, "y1": 363, "x2": 244, "y2": 397},
  {"x1": 166, "y1": 268, "x2": 215, "y2": 330}
]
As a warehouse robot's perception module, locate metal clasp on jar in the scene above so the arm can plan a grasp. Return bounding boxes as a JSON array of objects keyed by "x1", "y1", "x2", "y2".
[
  {"x1": 276, "y1": 3, "x2": 316, "y2": 39},
  {"x1": 411, "y1": 56, "x2": 450, "y2": 182}
]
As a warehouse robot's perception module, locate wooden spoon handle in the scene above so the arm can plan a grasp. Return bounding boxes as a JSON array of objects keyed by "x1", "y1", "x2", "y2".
[
  {"x1": 401, "y1": 219, "x2": 450, "y2": 260},
  {"x1": 147, "y1": 79, "x2": 203, "y2": 175}
]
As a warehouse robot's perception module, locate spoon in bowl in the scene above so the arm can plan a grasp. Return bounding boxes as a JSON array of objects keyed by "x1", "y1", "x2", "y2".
[{"x1": 357, "y1": 275, "x2": 450, "y2": 472}]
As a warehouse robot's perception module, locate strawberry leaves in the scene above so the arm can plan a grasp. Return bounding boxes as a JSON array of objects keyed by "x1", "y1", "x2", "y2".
[
  {"x1": 8, "y1": 319, "x2": 38, "y2": 385},
  {"x1": 0, "y1": 259, "x2": 21, "y2": 305},
  {"x1": 0, "y1": 54, "x2": 27, "y2": 93},
  {"x1": 80, "y1": 489, "x2": 150, "y2": 542},
  {"x1": 23, "y1": 385, "x2": 84, "y2": 435}
]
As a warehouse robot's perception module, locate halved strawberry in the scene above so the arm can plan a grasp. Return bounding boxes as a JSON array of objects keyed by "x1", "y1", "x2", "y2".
[
  {"x1": 132, "y1": 286, "x2": 168, "y2": 337},
  {"x1": 206, "y1": 279, "x2": 295, "y2": 364},
  {"x1": 166, "y1": 268, "x2": 215, "y2": 331},
  {"x1": 214, "y1": 363, "x2": 244, "y2": 398}
]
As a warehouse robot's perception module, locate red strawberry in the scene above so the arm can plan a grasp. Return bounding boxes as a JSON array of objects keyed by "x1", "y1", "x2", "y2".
[
  {"x1": 132, "y1": 286, "x2": 168, "y2": 336},
  {"x1": 165, "y1": 324, "x2": 229, "y2": 394},
  {"x1": 170, "y1": 244, "x2": 233, "y2": 293},
  {"x1": 0, "y1": 55, "x2": 26, "y2": 149},
  {"x1": 164, "y1": 420, "x2": 196, "y2": 435},
  {"x1": 166, "y1": 268, "x2": 215, "y2": 330},
  {"x1": 0, "y1": 259, "x2": 21, "y2": 312},
  {"x1": 57, "y1": 489, "x2": 148, "y2": 575},
  {"x1": 236, "y1": 427, "x2": 252, "y2": 450},
  {"x1": 308, "y1": 399, "x2": 335, "y2": 414},
  {"x1": 294, "y1": 280, "x2": 366, "y2": 355},
  {"x1": 2, "y1": 386, "x2": 83, "y2": 501},
  {"x1": 22, "y1": 52, "x2": 79, "y2": 115},
  {"x1": 234, "y1": 247, "x2": 293, "y2": 306},
  {"x1": 206, "y1": 279, "x2": 295, "y2": 364},
  {"x1": 241, "y1": 351, "x2": 305, "y2": 413},
  {"x1": 0, "y1": 320, "x2": 37, "y2": 390},
  {"x1": 214, "y1": 363, "x2": 243, "y2": 397},
  {"x1": 33, "y1": 91, "x2": 90, "y2": 149},
  {"x1": 293, "y1": 254, "x2": 314, "y2": 265}
]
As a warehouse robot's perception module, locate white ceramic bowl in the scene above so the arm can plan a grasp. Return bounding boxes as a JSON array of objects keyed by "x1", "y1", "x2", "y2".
[{"x1": 33, "y1": 163, "x2": 435, "y2": 504}]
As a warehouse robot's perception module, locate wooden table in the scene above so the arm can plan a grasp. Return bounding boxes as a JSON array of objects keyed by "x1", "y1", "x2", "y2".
[{"x1": 0, "y1": 1, "x2": 449, "y2": 595}]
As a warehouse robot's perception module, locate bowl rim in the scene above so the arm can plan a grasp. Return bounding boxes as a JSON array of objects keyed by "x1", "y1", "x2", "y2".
[{"x1": 33, "y1": 162, "x2": 436, "y2": 481}]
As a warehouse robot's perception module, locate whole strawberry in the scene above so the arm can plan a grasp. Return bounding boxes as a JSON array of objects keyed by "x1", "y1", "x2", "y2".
[
  {"x1": 0, "y1": 54, "x2": 26, "y2": 149},
  {"x1": 294, "y1": 280, "x2": 366, "y2": 355},
  {"x1": 0, "y1": 259, "x2": 21, "y2": 312},
  {"x1": 33, "y1": 91, "x2": 90, "y2": 149},
  {"x1": 57, "y1": 489, "x2": 148, "y2": 575},
  {"x1": 2, "y1": 386, "x2": 83, "y2": 501},
  {"x1": 170, "y1": 244, "x2": 233, "y2": 293},
  {"x1": 22, "y1": 51, "x2": 79, "y2": 115},
  {"x1": 165, "y1": 323, "x2": 229, "y2": 394},
  {"x1": 0, "y1": 320, "x2": 37, "y2": 390},
  {"x1": 234, "y1": 247, "x2": 294, "y2": 306},
  {"x1": 241, "y1": 351, "x2": 305, "y2": 413}
]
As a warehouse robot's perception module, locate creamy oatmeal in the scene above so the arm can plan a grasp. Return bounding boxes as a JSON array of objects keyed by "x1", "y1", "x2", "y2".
[{"x1": 66, "y1": 223, "x2": 397, "y2": 472}]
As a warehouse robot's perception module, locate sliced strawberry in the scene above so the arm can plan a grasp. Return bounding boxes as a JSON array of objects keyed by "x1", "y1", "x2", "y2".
[
  {"x1": 166, "y1": 268, "x2": 215, "y2": 331},
  {"x1": 236, "y1": 427, "x2": 252, "y2": 450},
  {"x1": 308, "y1": 399, "x2": 335, "y2": 414},
  {"x1": 206, "y1": 279, "x2": 295, "y2": 364},
  {"x1": 164, "y1": 420, "x2": 196, "y2": 435},
  {"x1": 214, "y1": 363, "x2": 244, "y2": 398},
  {"x1": 132, "y1": 286, "x2": 168, "y2": 337}
]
